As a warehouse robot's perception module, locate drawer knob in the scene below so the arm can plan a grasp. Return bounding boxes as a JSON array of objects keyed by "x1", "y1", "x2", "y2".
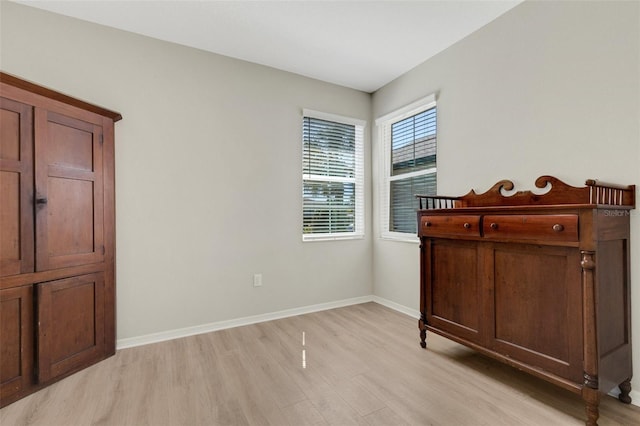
[
  {"x1": 463, "y1": 222, "x2": 471, "y2": 229},
  {"x1": 490, "y1": 223, "x2": 498, "y2": 230},
  {"x1": 424, "y1": 221, "x2": 432, "y2": 227},
  {"x1": 553, "y1": 224, "x2": 564, "y2": 232}
]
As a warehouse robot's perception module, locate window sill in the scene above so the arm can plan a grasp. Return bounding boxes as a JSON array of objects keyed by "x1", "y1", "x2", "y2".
[
  {"x1": 303, "y1": 233, "x2": 364, "y2": 242},
  {"x1": 379, "y1": 233, "x2": 420, "y2": 244}
]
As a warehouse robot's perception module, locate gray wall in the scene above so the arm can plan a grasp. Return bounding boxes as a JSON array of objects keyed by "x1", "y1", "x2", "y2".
[
  {"x1": 1, "y1": 1, "x2": 373, "y2": 340},
  {"x1": 3, "y1": 0, "x2": 640, "y2": 401},
  {"x1": 372, "y1": 0, "x2": 639, "y2": 396}
]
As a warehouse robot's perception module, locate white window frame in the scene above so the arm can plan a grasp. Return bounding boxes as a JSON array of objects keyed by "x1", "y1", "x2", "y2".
[
  {"x1": 376, "y1": 94, "x2": 437, "y2": 242},
  {"x1": 302, "y1": 109, "x2": 365, "y2": 242}
]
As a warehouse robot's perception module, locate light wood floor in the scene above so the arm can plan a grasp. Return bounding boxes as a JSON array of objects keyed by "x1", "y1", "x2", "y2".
[{"x1": 2, "y1": 302, "x2": 640, "y2": 425}]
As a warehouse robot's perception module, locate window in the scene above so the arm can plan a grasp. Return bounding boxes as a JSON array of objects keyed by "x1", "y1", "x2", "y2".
[
  {"x1": 302, "y1": 110, "x2": 365, "y2": 241},
  {"x1": 377, "y1": 94, "x2": 437, "y2": 240}
]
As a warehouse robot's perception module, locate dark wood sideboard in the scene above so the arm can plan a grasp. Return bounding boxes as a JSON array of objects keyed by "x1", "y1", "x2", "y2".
[
  {"x1": 1, "y1": 72, "x2": 121, "y2": 407},
  {"x1": 416, "y1": 176, "x2": 635, "y2": 426}
]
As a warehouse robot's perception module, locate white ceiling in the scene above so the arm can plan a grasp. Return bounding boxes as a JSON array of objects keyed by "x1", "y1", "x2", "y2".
[{"x1": 16, "y1": 0, "x2": 522, "y2": 93}]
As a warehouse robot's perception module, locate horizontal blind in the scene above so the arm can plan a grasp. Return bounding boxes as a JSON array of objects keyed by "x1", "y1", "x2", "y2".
[
  {"x1": 377, "y1": 95, "x2": 437, "y2": 239},
  {"x1": 390, "y1": 172, "x2": 436, "y2": 233},
  {"x1": 303, "y1": 114, "x2": 364, "y2": 239},
  {"x1": 391, "y1": 107, "x2": 436, "y2": 176},
  {"x1": 303, "y1": 181, "x2": 356, "y2": 234},
  {"x1": 303, "y1": 117, "x2": 355, "y2": 178}
]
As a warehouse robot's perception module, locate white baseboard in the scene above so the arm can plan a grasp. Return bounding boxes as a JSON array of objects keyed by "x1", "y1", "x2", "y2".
[
  {"x1": 372, "y1": 295, "x2": 420, "y2": 319},
  {"x1": 116, "y1": 295, "x2": 374, "y2": 350}
]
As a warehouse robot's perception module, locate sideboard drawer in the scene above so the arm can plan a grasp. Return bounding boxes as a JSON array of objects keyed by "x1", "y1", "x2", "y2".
[
  {"x1": 483, "y1": 214, "x2": 579, "y2": 242},
  {"x1": 420, "y1": 215, "x2": 481, "y2": 238}
]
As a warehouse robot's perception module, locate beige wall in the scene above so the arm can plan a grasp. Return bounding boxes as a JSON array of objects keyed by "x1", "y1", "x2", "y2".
[
  {"x1": 373, "y1": 0, "x2": 639, "y2": 396},
  {"x1": 0, "y1": 1, "x2": 373, "y2": 340}
]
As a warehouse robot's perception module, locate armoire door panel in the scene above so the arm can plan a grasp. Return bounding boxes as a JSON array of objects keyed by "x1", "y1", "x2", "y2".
[
  {"x1": 37, "y1": 273, "x2": 105, "y2": 383},
  {"x1": 491, "y1": 245, "x2": 583, "y2": 381},
  {"x1": 0, "y1": 97, "x2": 34, "y2": 277},
  {"x1": 0, "y1": 172, "x2": 21, "y2": 270},
  {"x1": 0, "y1": 107, "x2": 21, "y2": 160},
  {"x1": 35, "y1": 109, "x2": 104, "y2": 271},
  {"x1": 47, "y1": 117, "x2": 94, "y2": 171},
  {"x1": 47, "y1": 177, "x2": 95, "y2": 256},
  {"x1": 0, "y1": 286, "x2": 34, "y2": 400}
]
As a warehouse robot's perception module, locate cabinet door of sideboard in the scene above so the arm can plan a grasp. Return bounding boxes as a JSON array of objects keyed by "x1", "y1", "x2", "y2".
[
  {"x1": 490, "y1": 243, "x2": 583, "y2": 382},
  {"x1": 424, "y1": 239, "x2": 483, "y2": 344}
]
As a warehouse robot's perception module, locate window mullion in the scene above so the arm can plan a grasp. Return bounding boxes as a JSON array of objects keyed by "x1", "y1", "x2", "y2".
[
  {"x1": 388, "y1": 167, "x2": 436, "y2": 182},
  {"x1": 304, "y1": 174, "x2": 356, "y2": 183}
]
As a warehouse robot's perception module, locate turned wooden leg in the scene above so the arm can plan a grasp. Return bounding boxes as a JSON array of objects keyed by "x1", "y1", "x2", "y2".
[
  {"x1": 585, "y1": 402, "x2": 599, "y2": 426},
  {"x1": 583, "y1": 387, "x2": 600, "y2": 426},
  {"x1": 581, "y1": 253, "x2": 600, "y2": 426},
  {"x1": 418, "y1": 316, "x2": 427, "y2": 348},
  {"x1": 619, "y1": 379, "x2": 632, "y2": 404}
]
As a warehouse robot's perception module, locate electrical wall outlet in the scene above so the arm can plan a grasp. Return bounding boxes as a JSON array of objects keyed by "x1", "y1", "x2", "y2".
[{"x1": 253, "y1": 273, "x2": 263, "y2": 287}]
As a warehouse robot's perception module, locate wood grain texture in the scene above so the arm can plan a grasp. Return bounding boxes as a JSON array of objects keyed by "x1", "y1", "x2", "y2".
[
  {"x1": 34, "y1": 109, "x2": 105, "y2": 271},
  {"x1": 0, "y1": 97, "x2": 34, "y2": 277},
  {"x1": 0, "y1": 286, "x2": 33, "y2": 401},
  {"x1": 37, "y1": 273, "x2": 105, "y2": 383},
  {"x1": 416, "y1": 176, "x2": 636, "y2": 211},
  {"x1": 0, "y1": 73, "x2": 119, "y2": 406},
  {"x1": 417, "y1": 179, "x2": 634, "y2": 425},
  {"x1": 2, "y1": 303, "x2": 639, "y2": 425}
]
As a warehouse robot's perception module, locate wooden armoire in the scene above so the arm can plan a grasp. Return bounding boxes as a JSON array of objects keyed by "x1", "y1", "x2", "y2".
[{"x1": 0, "y1": 72, "x2": 121, "y2": 407}]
